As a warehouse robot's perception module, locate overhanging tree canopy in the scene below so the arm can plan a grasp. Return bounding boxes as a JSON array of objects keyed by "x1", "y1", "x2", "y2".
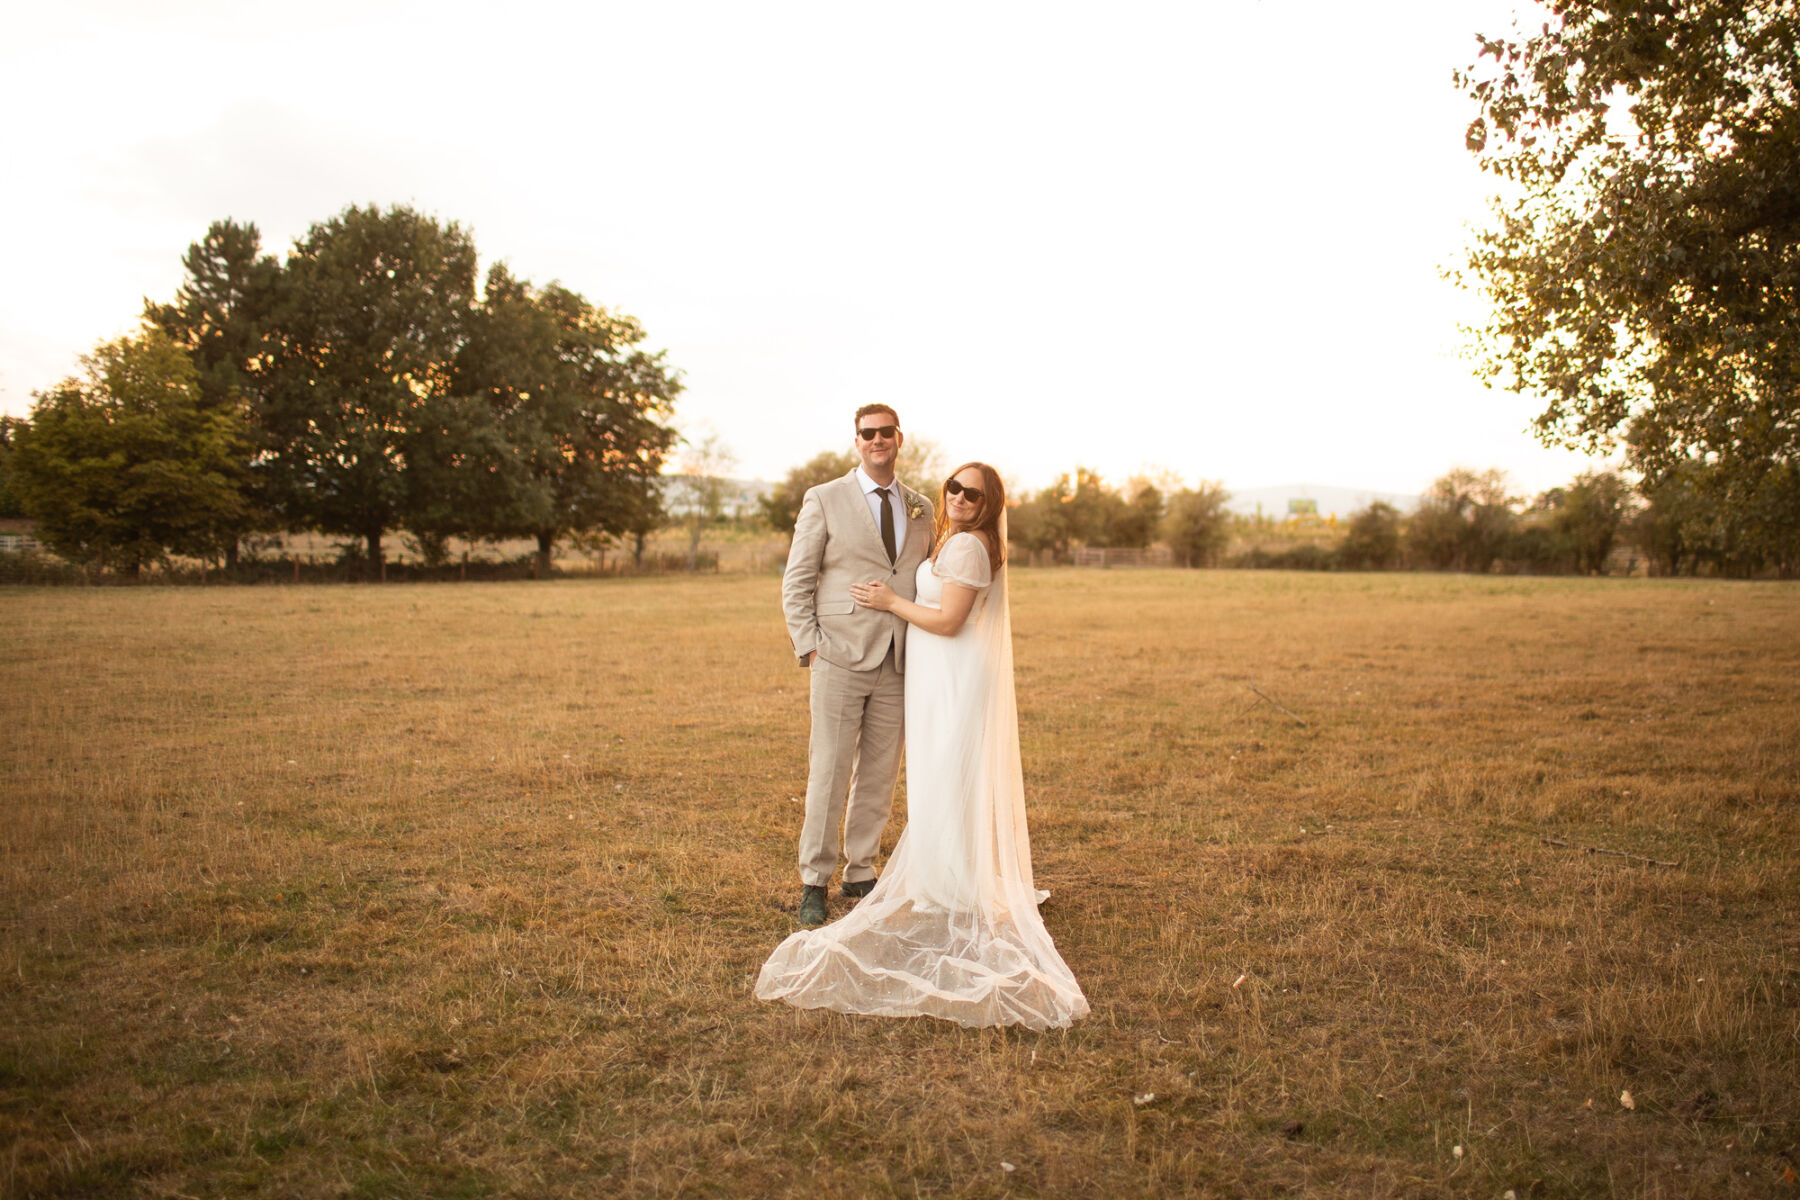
[{"x1": 1456, "y1": 1, "x2": 1799, "y2": 497}]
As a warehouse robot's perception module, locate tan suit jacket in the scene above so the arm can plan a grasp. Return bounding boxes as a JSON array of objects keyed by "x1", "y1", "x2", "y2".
[{"x1": 782, "y1": 471, "x2": 934, "y2": 672}]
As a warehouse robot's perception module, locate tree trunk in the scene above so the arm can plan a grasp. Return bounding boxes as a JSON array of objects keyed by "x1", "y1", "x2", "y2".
[
  {"x1": 225, "y1": 539, "x2": 240, "y2": 571},
  {"x1": 633, "y1": 530, "x2": 646, "y2": 569},
  {"x1": 366, "y1": 528, "x2": 383, "y2": 581},
  {"x1": 536, "y1": 531, "x2": 554, "y2": 579}
]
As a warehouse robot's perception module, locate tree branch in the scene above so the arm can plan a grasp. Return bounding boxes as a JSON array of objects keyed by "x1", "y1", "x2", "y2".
[{"x1": 1247, "y1": 685, "x2": 1307, "y2": 728}]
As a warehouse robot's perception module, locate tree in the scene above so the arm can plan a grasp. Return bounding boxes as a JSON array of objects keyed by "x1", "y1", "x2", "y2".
[
  {"x1": 457, "y1": 265, "x2": 680, "y2": 577},
  {"x1": 621, "y1": 476, "x2": 666, "y2": 569},
  {"x1": 1063, "y1": 468, "x2": 1128, "y2": 548},
  {"x1": 1632, "y1": 461, "x2": 1711, "y2": 576},
  {"x1": 1559, "y1": 469, "x2": 1632, "y2": 574},
  {"x1": 1010, "y1": 474, "x2": 1077, "y2": 563},
  {"x1": 143, "y1": 220, "x2": 284, "y2": 566},
  {"x1": 0, "y1": 417, "x2": 25, "y2": 519},
  {"x1": 1108, "y1": 481, "x2": 1165, "y2": 549},
  {"x1": 1338, "y1": 501, "x2": 1402, "y2": 570},
  {"x1": 1407, "y1": 468, "x2": 1515, "y2": 572},
  {"x1": 1163, "y1": 482, "x2": 1232, "y2": 567},
  {"x1": 257, "y1": 204, "x2": 479, "y2": 575},
  {"x1": 11, "y1": 328, "x2": 250, "y2": 576},
  {"x1": 1456, "y1": 3, "x2": 1800, "y2": 513},
  {"x1": 675, "y1": 430, "x2": 737, "y2": 570},
  {"x1": 1009, "y1": 469, "x2": 1164, "y2": 561},
  {"x1": 144, "y1": 220, "x2": 283, "y2": 415},
  {"x1": 1632, "y1": 455, "x2": 1800, "y2": 577},
  {"x1": 762, "y1": 449, "x2": 857, "y2": 540}
]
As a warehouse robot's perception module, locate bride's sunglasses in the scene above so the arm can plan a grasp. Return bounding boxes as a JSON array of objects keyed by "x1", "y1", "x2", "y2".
[{"x1": 944, "y1": 478, "x2": 985, "y2": 504}]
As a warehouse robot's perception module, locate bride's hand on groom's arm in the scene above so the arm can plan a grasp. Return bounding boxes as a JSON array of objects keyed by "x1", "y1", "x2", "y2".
[{"x1": 853, "y1": 580, "x2": 976, "y2": 637}]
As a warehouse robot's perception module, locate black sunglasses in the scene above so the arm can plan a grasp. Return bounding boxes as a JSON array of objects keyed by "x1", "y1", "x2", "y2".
[
  {"x1": 857, "y1": 424, "x2": 900, "y2": 441},
  {"x1": 944, "y1": 478, "x2": 985, "y2": 504}
]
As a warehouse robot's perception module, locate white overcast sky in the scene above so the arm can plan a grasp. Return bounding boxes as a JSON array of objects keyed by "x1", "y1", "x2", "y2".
[{"x1": 0, "y1": 0, "x2": 1608, "y2": 496}]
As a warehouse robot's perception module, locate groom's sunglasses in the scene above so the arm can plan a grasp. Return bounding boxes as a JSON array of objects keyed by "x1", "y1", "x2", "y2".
[
  {"x1": 944, "y1": 479, "x2": 985, "y2": 504},
  {"x1": 857, "y1": 425, "x2": 900, "y2": 441}
]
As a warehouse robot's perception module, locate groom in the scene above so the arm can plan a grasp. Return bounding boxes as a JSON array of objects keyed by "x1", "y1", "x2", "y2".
[{"x1": 781, "y1": 405, "x2": 935, "y2": 926}]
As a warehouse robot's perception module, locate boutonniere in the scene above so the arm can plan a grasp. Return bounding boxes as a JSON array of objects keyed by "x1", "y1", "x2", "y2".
[{"x1": 907, "y1": 499, "x2": 925, "y2": 520}]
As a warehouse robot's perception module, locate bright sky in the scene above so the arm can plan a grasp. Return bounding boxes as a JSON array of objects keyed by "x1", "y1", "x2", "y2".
[{"x1": 0, "y1": 0, "x2": 1608, "y2": 498}]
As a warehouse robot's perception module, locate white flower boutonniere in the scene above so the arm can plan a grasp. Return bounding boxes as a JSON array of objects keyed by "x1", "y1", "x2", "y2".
[{"x1": 907, "y1": 499, "x2": 925, "y2": 520}]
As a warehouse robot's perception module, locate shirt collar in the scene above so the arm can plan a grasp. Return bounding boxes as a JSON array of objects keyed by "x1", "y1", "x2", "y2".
[{"x1": 856, "y1": 466, "x2": 903, "y2": 497}]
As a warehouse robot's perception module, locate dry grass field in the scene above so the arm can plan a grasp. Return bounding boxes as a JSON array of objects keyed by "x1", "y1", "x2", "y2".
[{"x1": 2, "y1": 571, "x2": 1797, "y2": 1199}]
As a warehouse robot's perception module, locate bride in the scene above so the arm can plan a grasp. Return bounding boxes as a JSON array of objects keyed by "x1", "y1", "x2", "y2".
[{"x1": 755, "y1": 463, "x2": 1088, "y2": 1030}]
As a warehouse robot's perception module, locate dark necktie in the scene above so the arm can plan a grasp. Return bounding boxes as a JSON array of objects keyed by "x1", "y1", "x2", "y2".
[{"x1": 875, "y1": 487, "x2": 897, "y2": 563}]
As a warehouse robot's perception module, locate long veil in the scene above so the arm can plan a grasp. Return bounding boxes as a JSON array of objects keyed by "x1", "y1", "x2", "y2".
[{"x1": 755, "y1": 513, "x2": 1088, "y2": 1030}]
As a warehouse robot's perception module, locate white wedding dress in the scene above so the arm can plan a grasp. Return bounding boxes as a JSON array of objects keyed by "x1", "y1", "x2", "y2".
[{"x1": 755, "y1": 532, "x2": 1088, "y2": 1030}]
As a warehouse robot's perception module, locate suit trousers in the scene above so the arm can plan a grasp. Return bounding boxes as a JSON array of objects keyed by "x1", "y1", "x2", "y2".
[{"x1": 798, "y1": 649, "x2": 904, "y2": 887}]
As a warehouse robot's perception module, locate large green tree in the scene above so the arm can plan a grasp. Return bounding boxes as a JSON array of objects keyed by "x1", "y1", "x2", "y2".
[
  {"x1": 258, "y1": 204, "x2": 479, "y2": 574},
  {"x1": 143, "y1": 219, "x2": 284, "y2": 566},
  {"x1": 455, "y1": 265, "x2": 680, "y2": 576},
  {"x1": 1457, "y1": 1, "x2": 1799, "y2": 507},
  {"x1": 11, "y1": 329, "x2": 250, "y2": 576}
]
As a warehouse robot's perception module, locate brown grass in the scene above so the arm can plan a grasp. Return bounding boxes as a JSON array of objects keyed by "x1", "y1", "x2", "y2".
[{"x1": 2, "y1": 571, "x2": 1797, "y2": 1198}]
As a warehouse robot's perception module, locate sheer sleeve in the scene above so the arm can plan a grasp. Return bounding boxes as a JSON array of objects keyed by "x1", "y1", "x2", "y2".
[{"x1": 933, "y1": 532, "x2": 993, "y2": 590}]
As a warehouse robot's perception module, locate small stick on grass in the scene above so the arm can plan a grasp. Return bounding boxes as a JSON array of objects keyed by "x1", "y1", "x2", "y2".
[
  {"x1": 1541, "y1": 837, "x2": 1681, "y2": 869},
  {"x1": 1248, "y1": 685, "x2": 1308, "y2": 727}
]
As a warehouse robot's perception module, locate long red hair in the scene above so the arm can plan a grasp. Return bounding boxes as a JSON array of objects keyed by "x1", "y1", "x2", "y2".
[{"x1": 932, "y1": 462, "x2": 1007, "y2": 571}]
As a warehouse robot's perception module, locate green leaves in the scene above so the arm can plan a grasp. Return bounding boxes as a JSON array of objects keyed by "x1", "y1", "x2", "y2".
[
  {"x1": 1163, "y1": 482, "x2": 1232, "y2": 568},
  {"x1": 16, "y1": 205, "x2": 684, "y2": 580},
  {"x1": 456, "y1": 265, "x2": 681, "y2": 570},
  {"x1": 11, "y1": 328, "x2": 251, "y2": 574},
  {"x1": 1455, "y1": 0, "x2": 1799, "y2": 530}
]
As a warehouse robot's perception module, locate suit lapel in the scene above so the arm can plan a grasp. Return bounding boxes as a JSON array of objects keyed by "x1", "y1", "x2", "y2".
[
  {"x1": 839, "y1": 471, "x2": 889, "y2": 558},
  {"x1": 841, "y1": 472, "x2": 931, "y2": 563},
  {"x1": 896, "y1": 483, "x2": 931, "y2": 560}
]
